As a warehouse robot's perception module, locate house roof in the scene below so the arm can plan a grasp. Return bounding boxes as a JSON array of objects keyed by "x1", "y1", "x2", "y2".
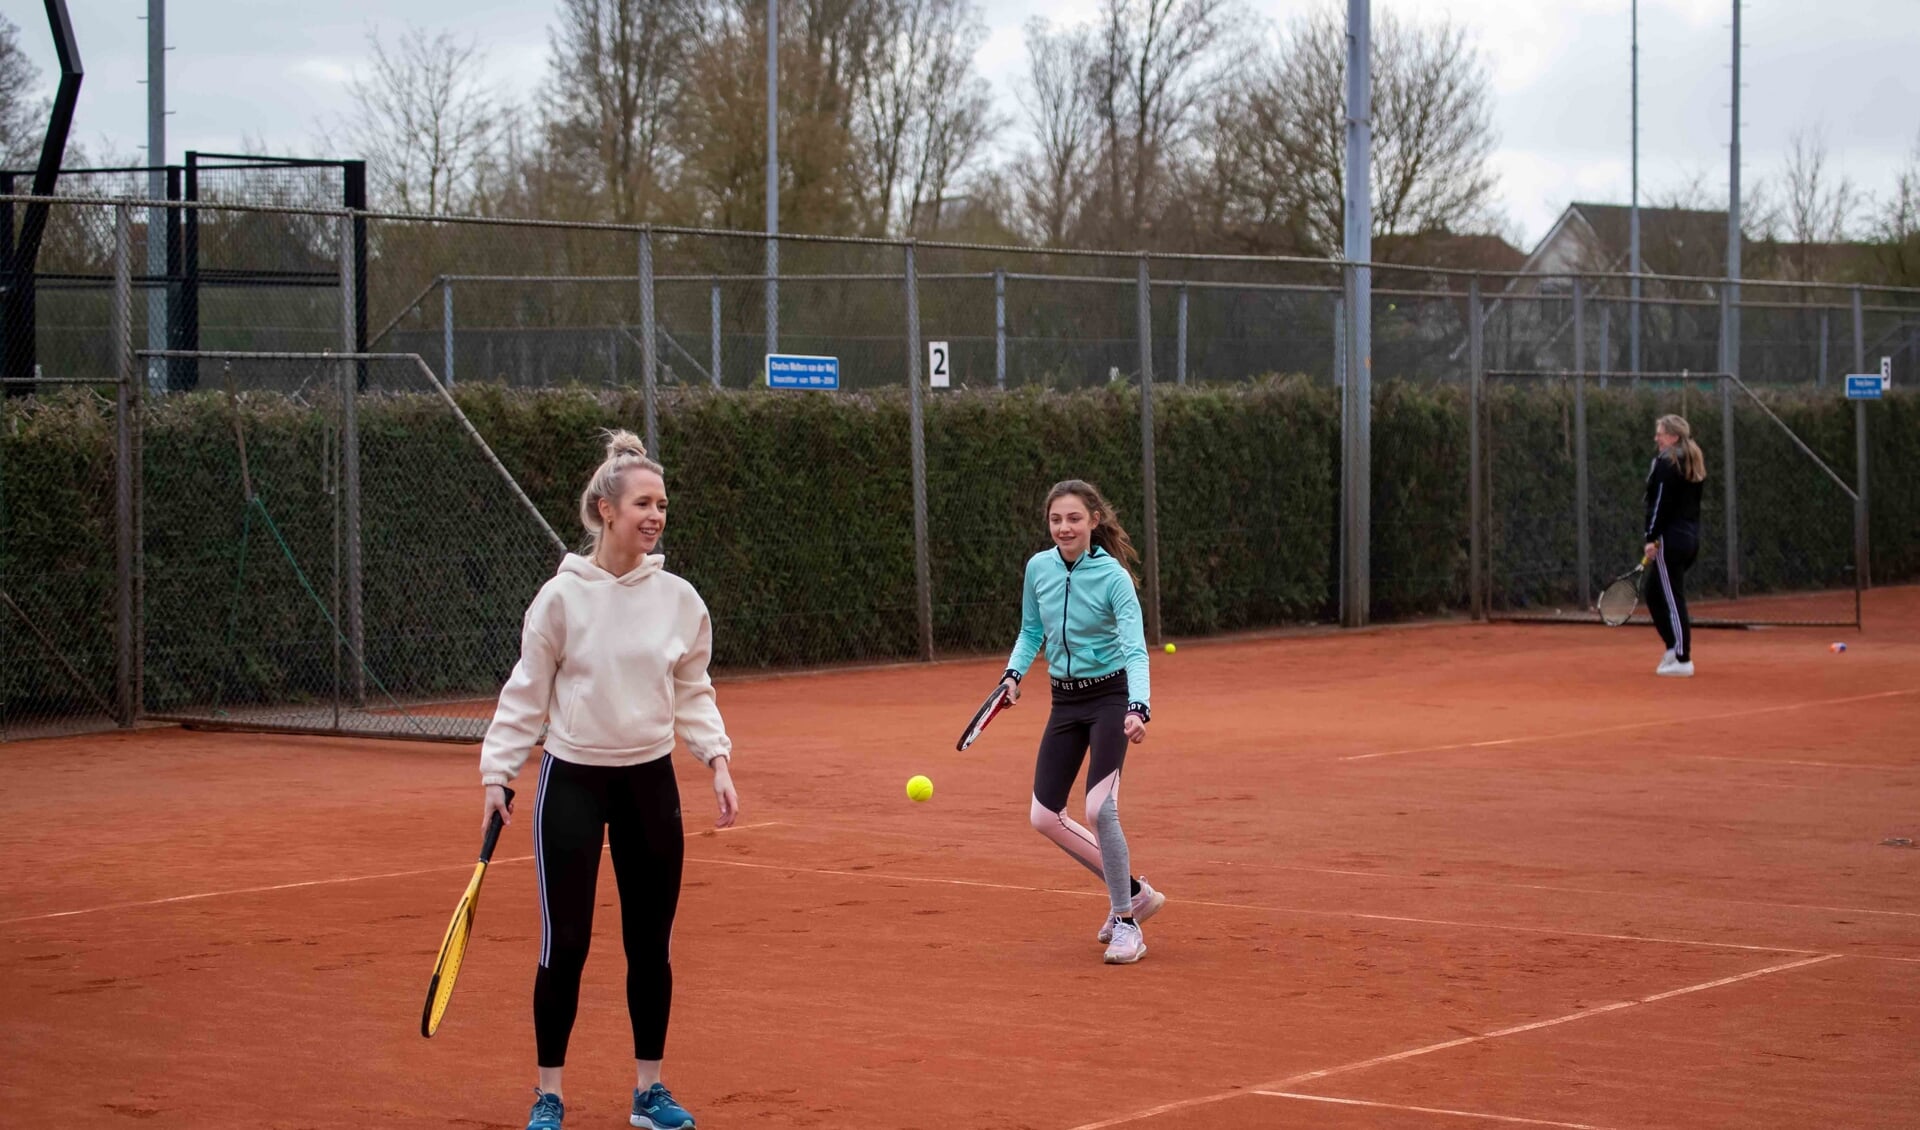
[
  {"x1": 1375, "y1": 230, "x2": 1528, "y2": 272},
  {"x1": 1527, "y1": 202, "x2": 1872, "y2": 282}
]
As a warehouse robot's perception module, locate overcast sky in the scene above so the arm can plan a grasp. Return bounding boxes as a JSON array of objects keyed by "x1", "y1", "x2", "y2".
[{"x1": 11, "y1": 0, "x2": 1917, "y2": 246}]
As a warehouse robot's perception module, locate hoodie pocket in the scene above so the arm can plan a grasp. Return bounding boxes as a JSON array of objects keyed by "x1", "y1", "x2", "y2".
[{"x1": 558, "y1": 679, "x2": 582, "y2": 741}]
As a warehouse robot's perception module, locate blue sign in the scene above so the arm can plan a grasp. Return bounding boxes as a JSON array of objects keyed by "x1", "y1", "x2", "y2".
[
  {"x1": 767, "y1": 354, "x2": 840, "y2": 390},
  {"x1": 1845, "y1": 375, "x2": 1884, "y2": 400}
]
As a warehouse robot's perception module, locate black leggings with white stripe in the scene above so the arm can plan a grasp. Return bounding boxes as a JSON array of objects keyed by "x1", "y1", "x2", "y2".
[
  {"x1": 1646, "y1": 524, "x2": 1699, "y2": 662},
  {"x1": 532, "y1": 751, "x2": 683, "y2": 1067}
]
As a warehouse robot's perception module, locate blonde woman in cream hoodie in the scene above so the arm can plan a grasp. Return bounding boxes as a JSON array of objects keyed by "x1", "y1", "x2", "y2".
[{"x1": 480, "y1": 430, "x2": 737, "y2": 1130}]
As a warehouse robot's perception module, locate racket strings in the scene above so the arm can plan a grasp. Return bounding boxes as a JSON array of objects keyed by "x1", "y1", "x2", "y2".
[{"x1": 1597, "y1": 579, "x2": 1639, "y2": 626}]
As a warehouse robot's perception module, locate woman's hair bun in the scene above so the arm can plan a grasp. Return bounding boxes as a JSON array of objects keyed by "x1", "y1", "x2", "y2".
[{"x1": 604, "y1": 428, "x2": 648, "y2": 460}]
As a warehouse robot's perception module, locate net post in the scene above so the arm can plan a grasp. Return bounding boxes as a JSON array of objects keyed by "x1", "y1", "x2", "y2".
[
  {"x1": 1852, "y1": 285, "x2": 1870, "y2": 592},
  {"x1": 1573, "y1": 277, "x2": 1591, "y2": 608},
  {"x1": 905, "y1": 241, "x2": 934, "y2": 661},
  {"x1": 113, "y1": 203, "x2": 136, "y2": 728},
  {"x1": 639, "y1": 227, "x2": 659, "y2": 459},
  {"x1": 338, "y1": 214, "x2": 365, "y2": 705},
  {"x1": 994, "y1": 268, "x2": 1007, "y2": 389},
  {"x1": 1468, "y1": 277, "x2": 1485, "y2": 620},
  {"x1": 1137, "y1": 253, "x2": 1163, "y2": 646}
]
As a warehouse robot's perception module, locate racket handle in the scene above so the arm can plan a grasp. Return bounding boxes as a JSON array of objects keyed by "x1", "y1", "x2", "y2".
[{"x1": 479, "y1": 785, "x2": 514, "y2": 862}]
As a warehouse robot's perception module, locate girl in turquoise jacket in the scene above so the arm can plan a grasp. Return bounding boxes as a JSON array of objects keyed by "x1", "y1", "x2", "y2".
[{"x1": 1000, "y1": 480, "x2": 1165, "y2": 964}]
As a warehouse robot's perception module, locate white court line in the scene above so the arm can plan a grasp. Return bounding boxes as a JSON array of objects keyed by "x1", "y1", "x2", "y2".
[
  {"x1": 1197, "y1": 859, "x2": 1920, "y2": 921},
  {"x1": 1253, "y1": 1092, "x2": 1614, "y2": 1129},
  {"x1": 683, "y1": 856, "x2": 1819, "y2": 956},
  {"x1": 1684, "y1": 755, "x2": 1917, "y2": 771},
  {"x1": 0, "y1": 821, "x2": 786, "y2": 926},
  {"x1": 1341, "y1": 688, "x2": 1917, "y2": 762},
  {"x1": 1066, "y1": 954, "x2": 1841, "y2": 1130}
]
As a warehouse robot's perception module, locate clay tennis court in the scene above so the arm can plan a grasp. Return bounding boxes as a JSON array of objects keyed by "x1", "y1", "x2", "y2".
[{"x1": 5, "y1": 589, "x2": 1916, "y2": 1129}]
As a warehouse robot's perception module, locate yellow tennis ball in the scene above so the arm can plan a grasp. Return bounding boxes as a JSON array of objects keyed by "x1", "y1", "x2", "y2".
[
  {"x1": 1164, "y1": 642, "x2": 1176, "y2": 654},
  {"x1": 906, "y1": 774, "x2": 934, "y2": 803}
]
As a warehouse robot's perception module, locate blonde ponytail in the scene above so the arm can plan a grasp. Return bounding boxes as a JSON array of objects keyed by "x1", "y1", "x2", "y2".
[
  {"x1": 1656, "y1": 414, "x2": 1707, "y2": 483},
  {"x1": 579, "y1": 429, "x2": 665, "y2": 550}
]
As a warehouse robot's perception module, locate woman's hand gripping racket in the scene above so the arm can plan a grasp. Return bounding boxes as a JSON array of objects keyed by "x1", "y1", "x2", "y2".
[
  {"x1": 421, "y1": 785, "x2": 513, "y2": 1037},
  {"x1": 1596, "y1": 554, "x2": 1653, "y2": 627},
  {"x1": 956, "y1": 679, "x2": 1017, "y2": 751}
]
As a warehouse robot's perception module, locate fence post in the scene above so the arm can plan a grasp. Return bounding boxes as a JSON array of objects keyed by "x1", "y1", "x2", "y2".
[
  {"x1": 1468, "y1": 277, "x2": 1485, "y2": 620},
  {"x1": 113, "y1": 204, "x2": 135, "y2": 728},
  {"x1": 1176, "y1": 283, "x2": 1188, "y2": 385},
  {"x1": 1332, "y1": 291, "x2": 1346, "y2": 388},
  {"x1": 905, "y1": 242, "x2": 934, "y2": 661},
  {"x1": 1597, "y1": 301, "x2": 1610, "y2": 388},
  {"x1": 1573, "y1": 277, "x2": 1590, "y2": 608},
  {"x1": 1853, "y1": 285, "x2": 1870, "y2": 590},
  {"x1": 338, "y1": 214, "x2": 365, "y2": 704},
  {"x1": 709, "y1": 282, "x2": 722, "y2": 389},
  {"x1": 442, "y1": 277, "x2": 455, "y2": 385},
  {"x1": 1817, "y1": 306, "x2": 1829, "y2": 387},
  {"x1": 1339, "y1": 261, "x2": 1372, "y2": 626},
  {"x1": 1137, "y1": 254, "x2": 1162, "y2": 645},
  {"x1": 994, "y1": 268, "x2": 1007, "y2": 389},
  {"x1": 1718, "y1": 287, "x2": 1739, "y2": 599},
  {"x1": 639, "y1": 227, "x2": 659, "y2": 458}
]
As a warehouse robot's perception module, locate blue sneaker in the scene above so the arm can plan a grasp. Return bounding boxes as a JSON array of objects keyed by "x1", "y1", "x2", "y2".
[
  {"x1": 631, "y1": 1082, "x2": 695, "y2": 1129},
  {"x1": 526, "y1": 1089, "x2": 564, "y2": 1130}
]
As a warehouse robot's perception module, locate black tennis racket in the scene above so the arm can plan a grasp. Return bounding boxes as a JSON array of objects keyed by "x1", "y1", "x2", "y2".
[
  {"x1": 1596, "y1": 556, "x2": 1653, "y2": 627},
  {"x1": 956, "y1": 683, "x2": 1014, "y2": 751},
  {"x1": 421, "y1": 785, "x2": 513, "y2": 1038}
]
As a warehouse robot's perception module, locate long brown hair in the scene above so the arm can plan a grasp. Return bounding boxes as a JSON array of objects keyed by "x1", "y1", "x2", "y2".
[
  {"x1": 1656, "y1": 414, "x2": 1707, "y2": 483},
  {"x1": 1045, "y1": 479, "x2": 1141, "y2": 586}
]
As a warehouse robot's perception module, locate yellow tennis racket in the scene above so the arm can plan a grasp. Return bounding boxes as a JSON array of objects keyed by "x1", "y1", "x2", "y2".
[{"x1": 421, "y1": 786, "x2": 513, "y2": 1038}]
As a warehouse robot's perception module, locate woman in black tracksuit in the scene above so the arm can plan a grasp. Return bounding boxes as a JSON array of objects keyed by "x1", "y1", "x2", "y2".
[{"x1": 1643, "y1": 414, "x2": 1707, "y2": 677}]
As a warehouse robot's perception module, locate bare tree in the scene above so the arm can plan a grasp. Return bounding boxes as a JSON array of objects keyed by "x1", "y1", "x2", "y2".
[
  {"x1": 678, "y1": 1, "x2": 861, "y2": 232},
  {"x1": 1084, "y1": 0, "x2": 1235, "y2": 245},
  {"x1": 0, "y1": 13, "x2": 47, "y2": 170},
  {"x1": 327, "y1": 25, "x2": 498, "y2": 213},
  {"x1": 1873, "y1": 132, "x2": 1920, "y2": 286},
  {"x1": 1370, "y1": 16, "x2": 1495, "y2": 241},
  {"x1": 1010, "y1": 19, "x2": 1099, "y2": 245},
  {"x1": 546, "y1": 0, "x2": 707, "y2": 223},
  {"x1": 853, "y1": 0, "x2": 997, "y2": 235},
  {"x1": 904, "y1": 54, "x2": 996, "y2": 234},
  {"x1": 1212, "y1": 6, "x2": 1498, "y2": 255},
  {"x1": 1775, "y1": 127, "x2": 1857, "y2": 279}
]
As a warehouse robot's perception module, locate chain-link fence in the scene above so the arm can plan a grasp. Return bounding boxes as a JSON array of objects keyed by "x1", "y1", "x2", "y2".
[{"x1": 4, "y1": 193, "x2": 1916, "y2": 740}]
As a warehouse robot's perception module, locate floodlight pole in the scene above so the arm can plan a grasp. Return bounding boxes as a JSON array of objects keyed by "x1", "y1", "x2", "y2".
[
  {"x1": 1726, "y1": 0, "x2": 1742, "y2": 381},
  {"x1": 146, "y1": 0, "x2": 168, "y2": 396},
  {"x1": 765, "y1": 0, "x2": 779, "y2": 367},
  {"x1": 1629, "y1": 0, "x2": 1641, "y2": 375},
  {"x1": 1339, "y1": 0, "x2": 1372, "y2": 628}
]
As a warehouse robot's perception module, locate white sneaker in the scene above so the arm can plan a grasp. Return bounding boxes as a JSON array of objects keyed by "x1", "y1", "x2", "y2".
[
  {"x1": 1658, "y1": 659, "x2": 1695, "y2": 678},
  {"x1": 1657, "y1": 648, "x2": 1676, "y2": 672},
  {"x1": 1097, "y1": 877, "x2": 1167, "y2": 943},
  {"x1": 1103, "y1": 919, "x2": 1147, "y2": 964}
]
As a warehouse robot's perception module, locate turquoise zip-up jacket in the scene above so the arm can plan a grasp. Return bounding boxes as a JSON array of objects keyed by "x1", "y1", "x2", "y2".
[{"x1": 1005, "y1": 545, "x2": 1151, "y2": 710}]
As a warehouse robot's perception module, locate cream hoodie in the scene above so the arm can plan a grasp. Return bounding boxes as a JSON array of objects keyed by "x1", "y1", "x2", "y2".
[{"x1": 479, "y1": 553, "x2": 732, "y2": 785}]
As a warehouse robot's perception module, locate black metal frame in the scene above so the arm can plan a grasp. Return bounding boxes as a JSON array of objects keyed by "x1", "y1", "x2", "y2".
[
  {"x1": 0, "y1": 0, "x2": 83, "y2": 391},
  {"x1": 2, "y1": 150, "x2": 366, "y2": 392}
]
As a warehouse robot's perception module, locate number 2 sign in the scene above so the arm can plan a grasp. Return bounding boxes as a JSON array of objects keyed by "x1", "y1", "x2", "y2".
[{"x1": 929, "y1": 341, "x2": 950, "y2": 388}]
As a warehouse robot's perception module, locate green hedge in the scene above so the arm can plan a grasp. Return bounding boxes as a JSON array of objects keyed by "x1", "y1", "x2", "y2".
[{"x1": 2, "y1": 379, "x2": 1912, "y2": 723}]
